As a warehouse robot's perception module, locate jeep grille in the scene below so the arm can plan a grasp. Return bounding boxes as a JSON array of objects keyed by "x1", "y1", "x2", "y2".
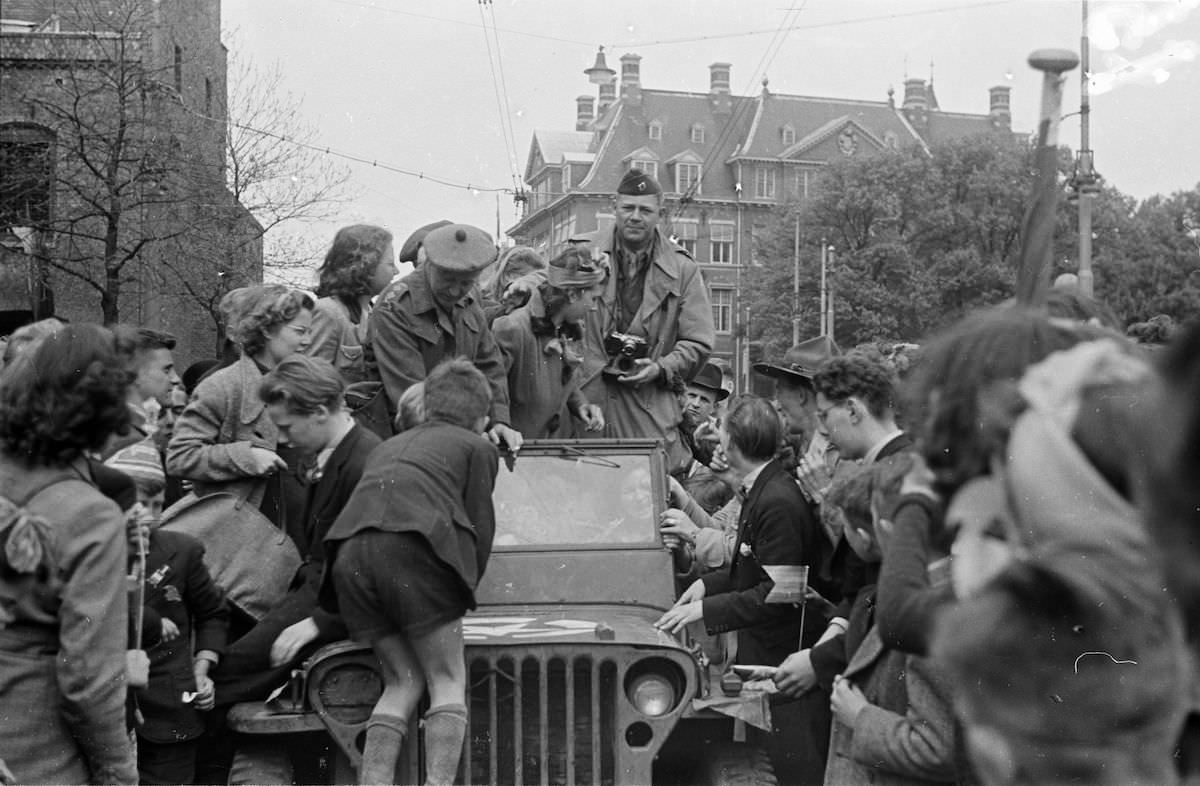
[{"x1": 466, "y1": 652, "x2": 618, "y2": 786}]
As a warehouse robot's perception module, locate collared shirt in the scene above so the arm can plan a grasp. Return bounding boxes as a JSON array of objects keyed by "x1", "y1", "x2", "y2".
[
  {"x1": 738, "y1": 460, "x2": 770, "y2": 500},
  {"x1": 862, "y1": 429, "x2": 906, "y2": 465},
  {"x1": 307, "y1": 413, "x2": 356, "y2": 483}
]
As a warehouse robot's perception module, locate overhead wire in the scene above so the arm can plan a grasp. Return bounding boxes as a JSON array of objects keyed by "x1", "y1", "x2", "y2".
[
  {"x1": 668, "y1": 0, "x2": 808, "y2": 224},
  {"x1": 476, "y1": 0, "x2": 521, "y2": 194}
]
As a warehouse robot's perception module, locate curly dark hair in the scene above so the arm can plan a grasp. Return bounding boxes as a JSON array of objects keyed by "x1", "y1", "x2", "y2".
[
  {"x1": 812, "y1": 353, "x2": 897, "y2": 418},
  {"x1": 0, "y1": 324, "x2": 132, "y2": 467},
  {"x1": 315, "y1": 224, "x2": 394, "y2": 308},
  {"x1": 220, "y1": 285, "x2": 314, "y2": 358},
  {"x1": 904, "y1": 306, "x2": 1106, "y2": 497}
]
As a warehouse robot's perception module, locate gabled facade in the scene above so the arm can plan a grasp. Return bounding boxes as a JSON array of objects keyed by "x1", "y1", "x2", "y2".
[{"x1": 509, "y1": 52, "x2": 1014, "y2": 390}]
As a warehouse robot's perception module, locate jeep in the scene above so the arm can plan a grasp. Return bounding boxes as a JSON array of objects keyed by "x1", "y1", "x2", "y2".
[{"x1": 226, "y1": 439, "x2": 778, "y2": 785}]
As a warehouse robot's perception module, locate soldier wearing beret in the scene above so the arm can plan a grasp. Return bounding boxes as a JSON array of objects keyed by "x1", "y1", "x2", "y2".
[
  {"x1": 579, "y1": 169, "x2": 715, "y2": 473},
  {"x1": 366, "y1": 223, "x2": 524, "y2": 451}
]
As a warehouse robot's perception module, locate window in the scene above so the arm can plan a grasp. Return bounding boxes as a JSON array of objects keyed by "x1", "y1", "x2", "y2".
[
  {"x1": 781, "y1": 125, "x2": 796, "y2": 146},
  {"x1": 0, "y1": 125, "x2": 55, "y2": 229},
  {"x1": 710, "y1": 221, "x2": 735, "y2": 264},
  {"x1": 691, "y1": 124, "x2": 705, "y2": 144},
  {"x1": 173, "y1": 45, "x2": 183, "y2": 92},
  {"x1": 631, "y1": 160, "x2": 658, "y2": 179},
  {"x1": 648, "y1": 121, "x2": 662, "y2": 141},
  {"x1": 791, "y1": 169, "x2": 810, "y2": 199},
  {"x1": 675, "y1": 162, "x2": 700, "y2": 194},
  {"x1": 674, "y1": 219, "x2": 698, "y2": 256},
  {"x1": 710, "y1": 288, "x2": 733, "y2": 333},
  {"x1": 754, "y1": 167, "x2": 776, "y2": 200}
]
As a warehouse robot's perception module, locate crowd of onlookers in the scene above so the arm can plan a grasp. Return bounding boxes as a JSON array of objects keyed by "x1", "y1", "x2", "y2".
[{"x1": 2, "y1": 166, "x2": 1198, "y2": 786}]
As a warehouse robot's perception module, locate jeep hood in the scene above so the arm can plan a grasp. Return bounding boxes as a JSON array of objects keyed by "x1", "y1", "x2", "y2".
[{"x1": 463, "y1": 605, "x2": 685, "y2": 650}]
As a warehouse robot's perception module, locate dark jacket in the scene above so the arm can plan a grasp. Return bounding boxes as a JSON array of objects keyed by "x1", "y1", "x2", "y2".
[
  {"x1": 366, "y1": 270, "x2": 512, "y2": 425},
  {"x1": 137, "y1": 530, "x2": 229, "y2": 744},
  {"x1": 322, "y1": 420, "x2": 500, "y2": 610},
  {"x1": 700, "y1": 459, "x2": 824, "y2": 667},
  {"x1": 213, "y1": 423, "x2": 381, "y2": 705}
]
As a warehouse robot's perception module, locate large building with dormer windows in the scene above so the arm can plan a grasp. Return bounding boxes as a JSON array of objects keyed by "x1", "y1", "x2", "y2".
[{"x1": 508, "y1": 51, "x2": 1014, "y2": 389}]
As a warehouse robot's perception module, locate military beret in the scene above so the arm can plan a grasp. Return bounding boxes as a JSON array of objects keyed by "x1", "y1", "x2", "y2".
[
  {"x1": 422, "y1": 224, "x2": 497, "y2": 273},
  {"x1": 617, "y1": 168, "x2": 662, "y2": 196},
  {"x1": 398, "y1": 219, "x2": 452, "y2": 263}
]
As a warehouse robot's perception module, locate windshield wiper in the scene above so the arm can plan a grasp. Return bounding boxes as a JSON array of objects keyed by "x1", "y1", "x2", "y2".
[{"x1": 554, "y1": 444, "x2": 621, "y2": 469}]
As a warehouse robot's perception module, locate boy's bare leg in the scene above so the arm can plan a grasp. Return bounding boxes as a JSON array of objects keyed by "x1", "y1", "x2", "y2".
[
  {"x1": 361, "y1": 634, "x2": 427, "y2": 785},
  {"x1": 410, "y1": 619, "x2": 468, "y2": 786}
]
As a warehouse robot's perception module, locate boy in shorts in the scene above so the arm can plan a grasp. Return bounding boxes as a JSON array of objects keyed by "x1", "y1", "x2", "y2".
[{"x1": 322, "y1": 358, "x2": 499, "y2": 786}]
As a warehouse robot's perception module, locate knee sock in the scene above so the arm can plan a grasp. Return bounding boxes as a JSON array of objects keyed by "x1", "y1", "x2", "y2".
[
  {"x1": 359, "y1": 713, "x2": 409, "y2": 786},
  {"x1": 422, "y1": 704, "x2": 468, "y2": 786}
]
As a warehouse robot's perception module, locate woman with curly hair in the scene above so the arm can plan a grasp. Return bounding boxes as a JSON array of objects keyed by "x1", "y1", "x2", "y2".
[
  {"x1": 166, "y1": 285, "x2": 314, "y2": 528},
  {"x1": 306, "y1": 224, "x2": 396, "y2": 383},
  {"x1": 0, "y1": 324, "x2": 139, "y2": 785}
]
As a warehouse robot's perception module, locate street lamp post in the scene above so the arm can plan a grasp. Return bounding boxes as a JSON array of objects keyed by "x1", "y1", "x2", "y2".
[
  {"x1": 792, "y1": 216, "x2": 801, "y2": 344},
  {"x1": 1077, "y1": 0, "x2": 1097, "y2": 297}
]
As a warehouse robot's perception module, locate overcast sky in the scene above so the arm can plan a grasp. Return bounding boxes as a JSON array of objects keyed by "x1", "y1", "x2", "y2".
[{"x1": 223, "y1": 0, "x2": 1200, "y2": 267}]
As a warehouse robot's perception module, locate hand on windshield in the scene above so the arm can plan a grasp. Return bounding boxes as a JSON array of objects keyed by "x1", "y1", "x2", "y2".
[
  {"x1": 667, "y1": 475, "x2": 689, "y2": 509},
  {"x1": 488, "y1": 423, "x2": 523, "y2": 453},
  {"x1": 660, "y1": 508, "x2": 699, "y2": 544},
  {"x1": 577, "y1": 404, "x2": 605, "y2": 432}
]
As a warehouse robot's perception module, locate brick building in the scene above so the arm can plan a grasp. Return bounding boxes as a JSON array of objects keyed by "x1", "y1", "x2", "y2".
[
  {"x1": 0, "y1": 0, "x2": 261, "y2": 364},
  {"x1": 508, "y1": 50, "x2": 1013, "y2": 389}
]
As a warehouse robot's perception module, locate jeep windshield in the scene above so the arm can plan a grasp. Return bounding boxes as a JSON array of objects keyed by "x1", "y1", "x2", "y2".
[{"x1": 492, "y1": 441, "x2": 664, "y2": 548}]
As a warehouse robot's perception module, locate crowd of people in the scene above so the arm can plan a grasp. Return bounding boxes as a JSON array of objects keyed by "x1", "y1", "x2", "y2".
[{"x1": 0, "y1": 165, "x2": 1197, "y2": 786}]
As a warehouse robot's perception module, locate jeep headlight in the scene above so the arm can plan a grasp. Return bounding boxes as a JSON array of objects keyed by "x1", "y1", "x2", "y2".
[{"x1": 626, "y1": 673, "x2": 676, "y2": 717}]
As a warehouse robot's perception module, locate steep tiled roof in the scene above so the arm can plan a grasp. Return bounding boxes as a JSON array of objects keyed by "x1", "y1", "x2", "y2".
[
  {"x1": 579, "y1": 89, "x2": 756, "y2": 196},
  {"x1": 524, "y1": 129, "x2": 593, "y2": 181},
  {"x1": 921, "y1": 112, "x2": 999, "y2": 144},
  {"x1": 739, "y1": 94, "x2": 918, "y2": 159}
]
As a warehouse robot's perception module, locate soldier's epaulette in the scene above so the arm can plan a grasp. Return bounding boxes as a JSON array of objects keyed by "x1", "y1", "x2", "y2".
[
  {"x1": 379, "y1": 279, "x2": 411, "y2": 309},
  {"x1": 673, "y1": 244, "x2": 695, "y2": 262}
]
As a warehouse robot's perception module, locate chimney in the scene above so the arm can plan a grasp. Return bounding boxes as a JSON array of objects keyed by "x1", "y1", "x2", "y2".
[
  {"x1": 620, "y1": 53, "x2": 642, "y2": 105},
  {"x1": 597, "y1": 80, "x2": 617, "y2": 116},
  {"x1": 989, "y1": 85, "x2": 1012, "y2": 130},
  {"x1": 576, "y1": 95, "x2": 595, "y2": 131},
  {"x1": 709, "y1": 62, "x2": 732, "y2": 115},
  {"x1": 901, "y1": 77, "x2": 929, "y2": 128}
]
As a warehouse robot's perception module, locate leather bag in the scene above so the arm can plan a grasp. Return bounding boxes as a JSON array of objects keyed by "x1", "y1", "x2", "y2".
[{"x1": 159, "y1": 489, "x2": 301, "y2": 620}]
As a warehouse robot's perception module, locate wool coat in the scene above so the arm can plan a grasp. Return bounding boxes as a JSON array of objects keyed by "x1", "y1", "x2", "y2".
[
  {"x1": 321, "y1": 420, "x2": 499, "y2": 612},
  {"x1": 165, "y1": 355, "x2": 279, "y2": 503},
  {"x1": 492, "y1": 290, "x2": 589, "y2": 439},
  {"x1": 0, "y1": 455, "x2": 138, "y2": 785},
  {"x1": 823, "y1": 621, "x2": 958, "y2": 785},
  {"x1": 579, "y1": 227, "x2": 713, "y2": 473},
  {"x1": 700, "y1": 459, "x2": 825, "y2": 667},
  {"x1": 366, "y1": 270, "x2": 511, "y2": 426}
]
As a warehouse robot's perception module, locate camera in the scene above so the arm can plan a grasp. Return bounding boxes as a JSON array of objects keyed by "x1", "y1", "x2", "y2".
[{"x1": 603, "y1": 331, "x2": 649, "y2": 375}]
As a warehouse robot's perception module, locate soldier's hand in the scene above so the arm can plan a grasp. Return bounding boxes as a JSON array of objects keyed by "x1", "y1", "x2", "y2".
[
  {"x1": 578, "y1": 404, "x2": 605, "y2": 432},
  {"x1": 488, "y1": 423, "x2": 524, "y2": 453},
  {"x1": 247, "y1": 447, "x2": 288, "y2": 476},
  {"x1": 617, "y1": 359, "x2": 661, "y2": 386}
]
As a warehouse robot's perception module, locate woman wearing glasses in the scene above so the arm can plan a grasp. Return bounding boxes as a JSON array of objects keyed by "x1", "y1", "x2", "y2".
[{"x1": 166, "y1": 285, "x2": 314, "y2": 528}]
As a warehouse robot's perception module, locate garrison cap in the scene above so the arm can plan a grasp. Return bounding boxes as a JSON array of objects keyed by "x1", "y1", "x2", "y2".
[
  {"x1": 398, "y1": 219, "x2": 452, "y2": 263},
  {"x1": 617, "y1": 168, "x2": 662, "y2": 196},
  {"x1": 422, "y1": 224, "x2": 497, "y2": 273}
]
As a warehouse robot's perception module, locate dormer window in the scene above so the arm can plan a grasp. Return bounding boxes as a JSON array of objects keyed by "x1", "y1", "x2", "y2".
[
  {"x1": 648, "y1": 121, "x2": 663, "y2": 141},
  {"x1": 690, "y1": 124, "x2": 705, "y2": 144},
  {"x1": 781, "y1": 125, "x2": 796, "y2": 146},
  {"x1": 631, "y1": 160, "x2": 658, "y2": 179}
]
